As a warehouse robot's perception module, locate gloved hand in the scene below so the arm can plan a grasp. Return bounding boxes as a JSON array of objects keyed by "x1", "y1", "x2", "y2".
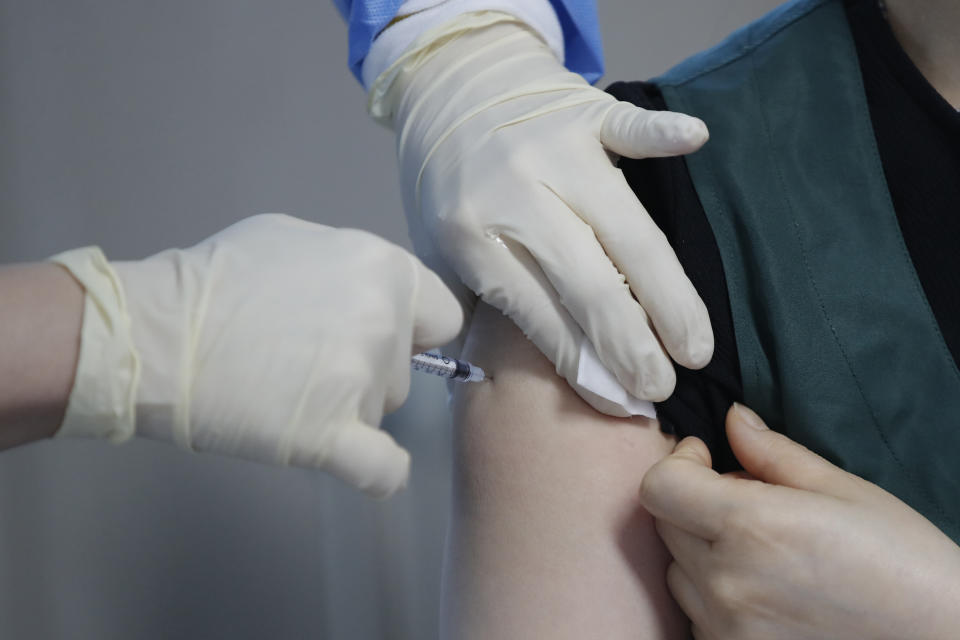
[
  {"x1": 50, "y1": 214, "x2": 463, "y2": 497},
  {"x1": 370, "y1": 11, "x2": 714, "y2": 413}
]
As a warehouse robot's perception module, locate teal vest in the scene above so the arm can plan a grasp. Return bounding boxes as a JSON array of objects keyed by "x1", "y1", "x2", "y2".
[{"x1": 655, "y1": 0, "x2": 960, "y2": 540}]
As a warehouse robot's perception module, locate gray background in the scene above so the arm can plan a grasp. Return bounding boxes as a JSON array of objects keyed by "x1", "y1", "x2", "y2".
[{"x1": 0, "y1": 1, "x2": 780, "y2": 637}]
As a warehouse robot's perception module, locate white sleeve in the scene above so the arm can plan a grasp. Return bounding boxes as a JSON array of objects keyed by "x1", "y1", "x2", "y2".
[{"x1": 360, "y1": 0, "x2": 564, "y2": 90}]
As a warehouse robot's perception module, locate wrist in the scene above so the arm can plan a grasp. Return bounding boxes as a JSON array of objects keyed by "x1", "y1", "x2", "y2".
[
  {"x1": 0, "y1": 263, "x2": 85, "y2": 448},
  {"x1": 48, "y1": 247, "x2": 141, "y2": 443},
  {"x1": 112, "y1": 253, "x2": 194, "y2": 448},
  {"x1": 362, "y1": 0, "x2": 564, "y2": 91},
  {"x1": 370, "y1": 12, "x2": 559, "y2": 127}
]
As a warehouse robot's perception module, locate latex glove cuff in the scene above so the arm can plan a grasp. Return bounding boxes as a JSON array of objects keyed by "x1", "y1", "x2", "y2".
[
  {"x1": 48, "y1": 247, "x2": 141, "y2": 442},
  {"x1": 369, "y1": 11, "x2": 531, "y2": 125}
]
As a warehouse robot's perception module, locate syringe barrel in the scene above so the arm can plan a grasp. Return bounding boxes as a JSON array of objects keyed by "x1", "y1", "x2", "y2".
[{"x1": 411, "y1": 352, "x2": 465, "y2": 379}]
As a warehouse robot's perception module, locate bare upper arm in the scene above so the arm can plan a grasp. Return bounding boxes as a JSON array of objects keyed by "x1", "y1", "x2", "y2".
[{"x1": 441, "y1": 301, "x2": 687, "y2": 639}]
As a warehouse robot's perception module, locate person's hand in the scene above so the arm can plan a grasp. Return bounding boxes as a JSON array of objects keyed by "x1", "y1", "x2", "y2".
[
  {"x1": 51, "y1": 214, "x2": 463, "y2": 497},
  {"x1": 371, "y1": 12, "x2": 713, "y2": 414},
  {"x1": 640, "y1": 403, "x2": 960, "y2": 640}
]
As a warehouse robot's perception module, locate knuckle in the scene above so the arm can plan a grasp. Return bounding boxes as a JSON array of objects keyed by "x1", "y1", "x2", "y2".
[
  {"x1": 704, "y1": 571, "x2": 743, "y2": 613},
  {"x1": 249, "y1": 212, "x2": 292, "y2": 225},
  {"x1": 639, "y1": 358, "x2": 676, "y2": 402},
  {"x1": 383, "y1": 376, "x2": 411, "y2": 414},
  {"x1": 648, "y1": 111, "x2": 677, "y2": 139},
  {"x1": 628, "y1": 112, "x2": 655, "y2": 141},
  {"x1": 338, "y1": 226, "x2": 379, "y2": 249},
  {"x1": 704, "y1": 579, "x2": 765, "y2": 640},
  {"x1": 433, "y1": 203, "x2": 481, "y2": 246},
  {"x1": 503, "y1": 143, "x2": 541, "y2": 174}
]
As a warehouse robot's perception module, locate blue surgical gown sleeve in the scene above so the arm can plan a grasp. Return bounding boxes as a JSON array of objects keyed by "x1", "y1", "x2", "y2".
[{"x1": 332, "y1": 0, "x2": 604, "y2": 84}]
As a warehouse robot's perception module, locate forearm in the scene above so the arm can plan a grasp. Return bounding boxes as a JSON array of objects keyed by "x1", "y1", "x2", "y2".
[
  {"x1": 0, "y1": 263, "x2": 83, "y2": 449},
  {"x1": 442, "y1": 302, "x2": 687, "y2": 638}
]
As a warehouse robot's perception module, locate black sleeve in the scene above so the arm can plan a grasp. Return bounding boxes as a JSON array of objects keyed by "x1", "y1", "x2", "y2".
[{"x1": 606, "y1": 80, "x2": 743, "y2": 472}]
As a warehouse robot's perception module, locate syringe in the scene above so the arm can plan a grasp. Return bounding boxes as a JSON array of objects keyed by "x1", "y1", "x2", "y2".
[{"x1": 411, "y1": 351, "x2": 487, "y2": 383}]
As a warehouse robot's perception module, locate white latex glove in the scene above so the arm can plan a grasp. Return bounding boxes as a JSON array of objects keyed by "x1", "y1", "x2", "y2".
[
  {"x1": 370, "y1": 11, "x2": 714, "y2": 414},
  {"x1": 50, "y1": 214, "x2": 463, "y2": 497}
]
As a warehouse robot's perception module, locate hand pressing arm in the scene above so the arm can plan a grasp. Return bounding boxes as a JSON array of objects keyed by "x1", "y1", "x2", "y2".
[{"x1": 376, "y1": 11, "x2": 714, "y2": 414}]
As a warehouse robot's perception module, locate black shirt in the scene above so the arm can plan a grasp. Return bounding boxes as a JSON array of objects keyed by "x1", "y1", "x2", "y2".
[{"x1": 606, "y1": 0, "x2": 960, "y2": 472}]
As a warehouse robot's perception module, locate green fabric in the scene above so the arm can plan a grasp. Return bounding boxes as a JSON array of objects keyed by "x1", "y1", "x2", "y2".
[{"x1": 656, "y1": 0, "x2": 960, "y2": 540}]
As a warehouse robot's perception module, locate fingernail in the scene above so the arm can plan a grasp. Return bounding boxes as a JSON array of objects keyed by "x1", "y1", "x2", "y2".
[{"x1": 733, "y1": 402, "x2": 768, "y2": 430}]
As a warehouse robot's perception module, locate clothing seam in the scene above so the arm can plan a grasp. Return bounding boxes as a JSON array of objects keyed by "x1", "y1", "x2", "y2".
[
  {"x1": 745, "y1": 30, "x2": 952, "y2": 529},
  {"x1": 659, "y1": 91, "x2": 752, "y2": 415},
  {"x1": 850, "y1": 11, "x2": 960, "y2": 391},
  {"x1": 843, "y1": 4, "x2": 957, "y2": 527},
  {"x1": 659, "y1": 0, "x2": 830, "y2": 89}
]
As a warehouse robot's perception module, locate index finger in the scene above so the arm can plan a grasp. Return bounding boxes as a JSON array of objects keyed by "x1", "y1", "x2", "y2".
[
  {"x1": 562, "y1": 165, "x2": 714, "y2": 371},
  {"x1": 640, "y1": 437, "x2": 730, "y2": 540}
]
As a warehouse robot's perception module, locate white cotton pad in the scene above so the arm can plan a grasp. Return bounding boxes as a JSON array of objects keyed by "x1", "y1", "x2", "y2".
[{"x1": 577, "y1": 338, "x2": 658, "y2": 419}]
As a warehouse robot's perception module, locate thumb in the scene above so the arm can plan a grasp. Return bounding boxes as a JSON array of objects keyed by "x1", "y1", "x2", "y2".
[
  {"x1": 291, "y1": 421, "x2": 411, "y2": 499},
  {"x1": 726, "y1": 403, "x2": 849, "y2": 496},
  {"x1": 409, "y1": 254, "x2": 464, "y2": 351},
  {"x1": 599, "y1": 102, "x2": 709, "y2": 159},
  {"x1": 670, "y1": 435, "x2": 714, "y2": 469}
]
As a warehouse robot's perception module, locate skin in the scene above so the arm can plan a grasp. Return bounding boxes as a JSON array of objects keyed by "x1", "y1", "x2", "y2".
[
  {"x1": 442, "y1": 301, "x2": 687, "y2": 639},
  {"x1": 0, "y1": 263, "x2": 84, "y2": 449},
  {"x1": 885, "y1": 0, "x2": 960, "y2": 107},
  {"x1": 641, "y1": 405, "x2": 960, "y2": 640}
]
